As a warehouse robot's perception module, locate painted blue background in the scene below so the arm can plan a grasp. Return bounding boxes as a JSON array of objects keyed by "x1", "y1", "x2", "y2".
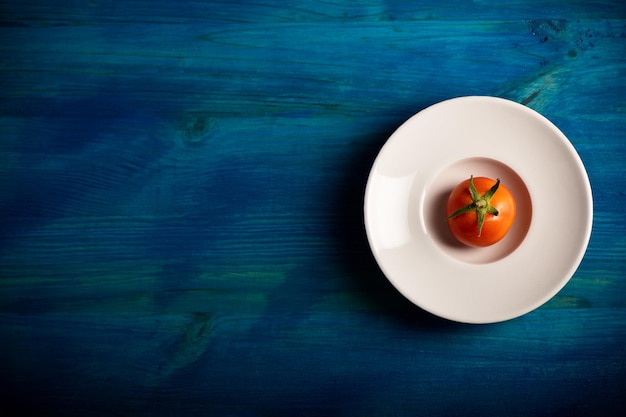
[{"x1": 1, "y1": 1, "x2": 625, "y2": 416}]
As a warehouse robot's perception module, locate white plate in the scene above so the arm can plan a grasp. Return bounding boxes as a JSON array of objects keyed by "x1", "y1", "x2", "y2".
[{"x1": 364, "y1": 96, "x2": 593, "y2": 324}]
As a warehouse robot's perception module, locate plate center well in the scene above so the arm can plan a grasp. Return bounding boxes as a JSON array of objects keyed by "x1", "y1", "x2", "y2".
[{"x1": 421, "y1": 157, "x2": 533, "y2": 265}]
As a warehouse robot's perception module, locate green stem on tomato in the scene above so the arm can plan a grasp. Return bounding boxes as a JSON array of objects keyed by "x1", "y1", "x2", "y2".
[{"x1": 447, "y1": 176, "x2": 500, "y2": 237}]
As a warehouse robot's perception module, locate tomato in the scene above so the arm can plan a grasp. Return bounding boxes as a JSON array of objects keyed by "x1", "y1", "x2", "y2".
[{"x1": 446, "y1": 176, "x2": 516, "y2": 247}]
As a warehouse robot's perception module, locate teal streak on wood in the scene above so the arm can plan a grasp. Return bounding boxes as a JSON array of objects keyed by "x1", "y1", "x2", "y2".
[{"x1": 3, "y1": 309, "x2": 626, "y2": 416}]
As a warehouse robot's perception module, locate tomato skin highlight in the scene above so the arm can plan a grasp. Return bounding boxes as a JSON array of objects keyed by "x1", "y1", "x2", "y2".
[{"x1": 446, "y1": 177, "x2": 516, "y2": 247}]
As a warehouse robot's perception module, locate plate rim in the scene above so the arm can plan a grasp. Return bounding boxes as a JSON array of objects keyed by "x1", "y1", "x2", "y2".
[{"x1": 363, "y1": 95, "x2": 593, "y2": 324}]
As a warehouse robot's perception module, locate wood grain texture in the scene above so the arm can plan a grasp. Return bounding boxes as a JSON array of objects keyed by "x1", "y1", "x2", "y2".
[{"x1": 1, "y1": 1, "x2": 626, "y2": 416}]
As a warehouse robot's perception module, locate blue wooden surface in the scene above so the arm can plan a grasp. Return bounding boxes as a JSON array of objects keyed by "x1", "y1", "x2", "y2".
[{"x1": 1, "y1": 1, "x2": 626, "y2": 416}]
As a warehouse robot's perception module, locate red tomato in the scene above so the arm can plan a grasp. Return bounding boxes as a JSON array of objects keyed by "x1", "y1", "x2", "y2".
[{"x1": 446, "y1": 176, "x2": 516, "y2": 247}]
